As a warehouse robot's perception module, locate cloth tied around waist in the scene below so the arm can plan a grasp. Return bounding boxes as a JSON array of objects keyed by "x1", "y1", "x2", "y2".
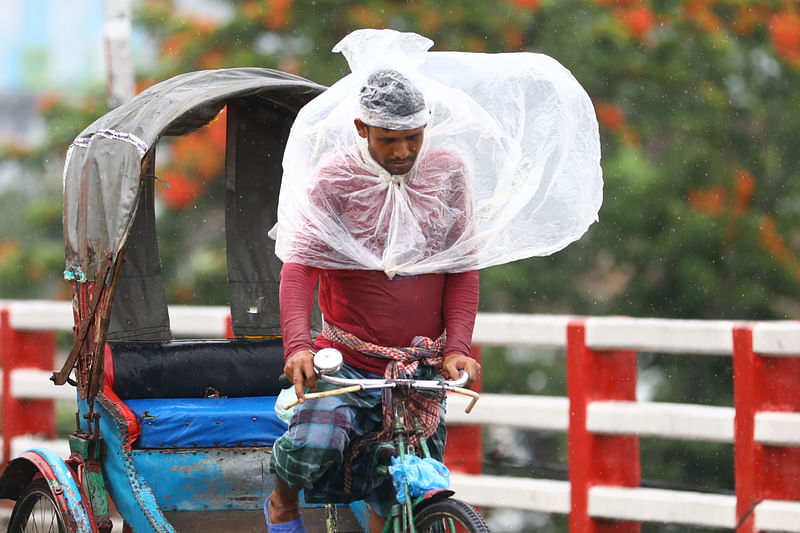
[
  {"x1": 321, "y1": 322, "x2": 448, "y2": 492},
  {"x1": 321, "y1": 321, "x2": 446, "y2": 380}
]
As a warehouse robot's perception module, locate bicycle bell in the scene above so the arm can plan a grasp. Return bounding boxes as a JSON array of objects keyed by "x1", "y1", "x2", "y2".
[{"x1": 314, "y1": 348, "x2": 343, "y2": 374}]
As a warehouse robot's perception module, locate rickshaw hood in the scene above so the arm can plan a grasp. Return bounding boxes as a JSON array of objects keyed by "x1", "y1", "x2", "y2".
[{"x1": 62, "y1": 67, "x2": 324, "y2": 282}]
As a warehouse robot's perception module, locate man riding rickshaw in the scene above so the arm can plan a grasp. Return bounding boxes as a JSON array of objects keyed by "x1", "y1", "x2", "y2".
[{"x1": 0, "y1": 28, "x2": 601, "y2": 533}]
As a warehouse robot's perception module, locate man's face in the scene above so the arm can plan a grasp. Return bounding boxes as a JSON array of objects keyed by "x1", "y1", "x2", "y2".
[{"x1": 355, "y1": 119, "x2": 425, "y2": 175}]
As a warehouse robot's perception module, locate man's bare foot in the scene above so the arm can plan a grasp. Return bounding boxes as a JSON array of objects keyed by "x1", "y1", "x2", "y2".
[
  {"x1": 268, "y1": 497, "x2": 300, "y2": 523},
  {"x1": 268, "y1": 477, "x2": 301, "y2": 524}
]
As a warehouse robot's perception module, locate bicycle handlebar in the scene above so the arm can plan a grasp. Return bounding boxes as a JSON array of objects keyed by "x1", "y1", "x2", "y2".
[
  {"x1": 281, "y1": 348, "x2": 480, "y2": 413},
  {"x1": 318, "y1": 369, "x2": 470, "y2": 389}
]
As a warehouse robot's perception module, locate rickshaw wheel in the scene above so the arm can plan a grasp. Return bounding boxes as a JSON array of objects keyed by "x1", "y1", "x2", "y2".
[
  {"x1": 7, "y1": 479, "x2": 66, "y2": 533},
  {"x1": 413, "y1": 498, "x2": 490, "y2": 533}
]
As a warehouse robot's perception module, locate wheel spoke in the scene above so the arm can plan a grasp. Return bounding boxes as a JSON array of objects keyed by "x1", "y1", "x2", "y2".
[
  {"x1": 32, "y1": 494, "x2": 58, "y2": 533},
  {"x1": 35, "y1": 497, "x2": 45, "y2": 533},
  {"x1": 9, "y1": 480, "x2": 66, "y2": 533}
]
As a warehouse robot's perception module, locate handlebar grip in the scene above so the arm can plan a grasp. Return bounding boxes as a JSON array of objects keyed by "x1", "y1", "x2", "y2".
[
  {"x1": 450, "y1": 370, "x2": 470, "y2": 388},
  {"x1": 278, "y1": 373, "x2": 291, "y2": 389}
]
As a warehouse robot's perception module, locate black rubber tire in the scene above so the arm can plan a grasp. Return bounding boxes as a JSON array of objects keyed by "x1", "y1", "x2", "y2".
[
  {"x1": 414, "y1": 497, "x2": 491, "y2": 533},
  {"x1": 7, "y1": 478, "x2": 67, "y2": 533}
]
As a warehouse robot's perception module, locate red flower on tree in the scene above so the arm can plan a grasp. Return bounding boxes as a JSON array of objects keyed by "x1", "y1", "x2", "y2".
[
  {"x1": 160, "y1": 169, "x2": 200, "y2": 210},
  {"x1": 759, "y1": 215, "x2": 794, "y2": 264},
  {"x1": 684, "y1": 0, "x2": 722, "y2": 34},
  {"x1": 264, "y1": 0, "x2": 292, "y2": 29},
  {"x1": 594, "y1": 100, "x2": 640, "y2": 144},
  {"x1": 732, "y1": 168, "x2": 755, "y2": 216},
  {"x1": 769, "y1": 9, "x2": 800, "y2": 67},
  {"x1": 595, "y1": 100, "x2": 626, "y2": 131},
  {"x1": 158, "y1": 109, "x2": 227, "y2": 210},
  {"x1": 512, "y1": 0, "x2": 540, "y2": 10},
  {"x1": 593, "y1": 0, "x2": 636, "y2": 6},
  {"x1": 618, "y1": 2, "x2": 657, "y2": 41},
  {"x1": 241, "y1": 1, "x2": 263, "y2": 21},
  {"x1": 688, "y1": 185, "x2": 726, "y2": 217},
  {"x1": 503, "y1": 26, "x2": 525, "y2": 50},
  {"x1": 0, "y1": 239, "x2": 20, "y2": 271},
  {"x1": 161, "y1": 31, "x2": 191, "y2": 60},
  {"x1": 199, "y1": 50, "x2": 225, "y2": 70},
  {"x1": 733, "y1": 5, "x2": 767, "y2": 37}
]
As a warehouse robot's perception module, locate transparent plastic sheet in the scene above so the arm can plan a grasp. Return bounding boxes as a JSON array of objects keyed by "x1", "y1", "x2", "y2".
[
  {"x1": 275, "y1": 387, "x2": 298, "y2": 424},
  {"x1": 388, "y1": 455, "x2": 450, "y2": 504},
  {"x1": 272, "y1": 29, "x2": 603, "y2": 277}
]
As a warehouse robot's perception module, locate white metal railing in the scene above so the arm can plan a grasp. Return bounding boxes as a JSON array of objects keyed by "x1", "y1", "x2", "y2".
[{"x1": 2, "y1": 300, "x2": 800, "y2": 531}]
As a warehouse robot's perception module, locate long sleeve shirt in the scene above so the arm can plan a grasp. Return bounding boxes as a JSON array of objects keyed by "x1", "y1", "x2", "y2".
[{"x1": 280, "y1": 263, "x2": 479, "y2": 374}]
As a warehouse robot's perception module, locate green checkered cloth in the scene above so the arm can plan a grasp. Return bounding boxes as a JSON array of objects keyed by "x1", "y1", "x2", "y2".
[{"x1": 270, "y1": 364, "x2": 447, "y2": 518}]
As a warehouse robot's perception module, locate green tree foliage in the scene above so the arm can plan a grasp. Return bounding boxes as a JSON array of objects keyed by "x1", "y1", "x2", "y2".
[
  {"x1": 3, "y1": 2, "x2": 799, "y2": 530},
  {"x1": 134, "y1": 0, "x2": 800, "y2": 322},
  {"x1": 5, "y1": 0, "x2": 800, "y2": 320},
  {"x1": 480, "y1": 1, "x2": 800, "y2": 323}
]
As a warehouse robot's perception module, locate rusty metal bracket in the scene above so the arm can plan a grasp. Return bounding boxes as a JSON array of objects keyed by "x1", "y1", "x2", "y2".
[
  {"x1": 69, "y1": 429, "x2": 113, "y2": 533},
  {"x1": 87, "y1": 253, "x2": 125, "y2": 399},
  {"x1": 51, "y1": 253, "x2": 114, "y2": 387}
]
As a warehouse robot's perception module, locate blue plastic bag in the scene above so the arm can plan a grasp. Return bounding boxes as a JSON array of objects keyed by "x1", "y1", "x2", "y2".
[{"x1": 388, "y1": 455, "x2": 450, "y2": 504}]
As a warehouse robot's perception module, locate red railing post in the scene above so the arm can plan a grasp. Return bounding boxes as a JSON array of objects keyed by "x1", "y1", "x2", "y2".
[
  {"x1": 567, "y1": 319, "x2": 640, "y2": 533},
  {"x1": 0, "y1": 307, "x2": 57, "y2": 464},
  {"x1": 444, "y1": 345, "x2": 483, "y2": 474},
  {"x1": 733, "y1": 324, "x2": 800, "y2": 532},
  {"x1": 224, "y1": 313, "x2": 235, "y2": 339}
]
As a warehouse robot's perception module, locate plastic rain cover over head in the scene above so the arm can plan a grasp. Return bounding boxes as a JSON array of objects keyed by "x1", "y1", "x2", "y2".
[{"x1": 271, "y1": 28, "x2": 603, "y2": 277}]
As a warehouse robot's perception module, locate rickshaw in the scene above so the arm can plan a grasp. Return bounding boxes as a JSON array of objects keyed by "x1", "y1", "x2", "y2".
[{"x1": 0, "y1": 67, "x2": 486, "y2": 532}]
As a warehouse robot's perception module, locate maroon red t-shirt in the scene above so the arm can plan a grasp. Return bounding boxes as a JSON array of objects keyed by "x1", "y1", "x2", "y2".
[{"x1": 280, "y1": 263, "x2": 479, "y2": 374}]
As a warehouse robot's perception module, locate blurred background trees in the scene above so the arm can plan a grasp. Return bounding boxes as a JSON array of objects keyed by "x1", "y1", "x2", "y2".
[
  {"x1": 2, "y1": 1, "x2": 799, "y2": 531},
  {"x1": 5, "y1": 0, "x2": 799, "y2": 320}
]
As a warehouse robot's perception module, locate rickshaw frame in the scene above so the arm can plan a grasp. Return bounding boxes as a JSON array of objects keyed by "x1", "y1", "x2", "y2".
[{"x1": 0, "y1": 67, "x2": 381, "y2": 533}]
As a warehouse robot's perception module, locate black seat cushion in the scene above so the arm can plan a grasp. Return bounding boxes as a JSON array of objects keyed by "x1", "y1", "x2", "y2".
[{"x1": 108, "y1": 338, "x2": 286, "y2": 400}]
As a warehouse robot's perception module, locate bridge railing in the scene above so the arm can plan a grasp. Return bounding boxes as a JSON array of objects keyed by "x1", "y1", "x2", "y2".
[{"x1": 1, "y1": 300, "x2": 799, "y2": 532}]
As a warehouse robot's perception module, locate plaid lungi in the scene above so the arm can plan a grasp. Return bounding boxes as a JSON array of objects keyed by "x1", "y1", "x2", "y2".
[{"x1": 269, "y1": 363, "x2": 447, "y2": 517}]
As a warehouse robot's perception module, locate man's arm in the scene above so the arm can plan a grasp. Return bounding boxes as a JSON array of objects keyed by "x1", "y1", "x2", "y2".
[
  {"x1": 279, "y1": 262, "x2": 320, "y2": 400},
  {"x1": 442, "y1": 270, "x2": 481, "y2": 387}
]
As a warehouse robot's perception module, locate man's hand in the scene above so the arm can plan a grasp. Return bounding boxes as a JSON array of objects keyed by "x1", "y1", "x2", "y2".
[
  {"x1": 443, "y1": 353, "x2": 481, "y2": 388},
  {"x1": 284, "y1": 349, "x2": 317, "y2": 401}
]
